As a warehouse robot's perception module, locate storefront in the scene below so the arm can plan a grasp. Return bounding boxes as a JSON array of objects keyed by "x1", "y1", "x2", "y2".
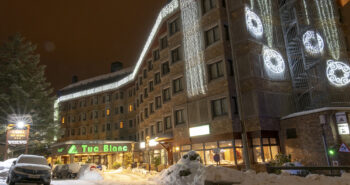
[{"x1": 50, "y1": 140, "x2": 134, "y2": 169}]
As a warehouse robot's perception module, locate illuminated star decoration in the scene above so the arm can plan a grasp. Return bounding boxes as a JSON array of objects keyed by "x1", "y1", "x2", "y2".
[
  {"x1": 262, "y1": 46, "x2": 285, "y2": 74},
  {"x1": 245, "y1": 7, "x2": 263, "y2": 39},
  {"x1": 302, "y1": 30, "x2": 324, "y2": 55},
  {"x1": 326, "y1": 60, "x2": 350, "y2": 87}
]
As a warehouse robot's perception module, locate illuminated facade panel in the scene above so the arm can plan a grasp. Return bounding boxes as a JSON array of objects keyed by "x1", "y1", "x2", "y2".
[
  {"x1": 262, "y1": 46, "x2": 286, "y2": 74},
  {"x1": 245, "y1": 7, "x2": 263, "y2": 39},
  {"x1": 326, "y1": 60, "x2": 350, "y2": 87},
  {"x1": 302, "y1": 30, "x2": 324, "y2": 55}
]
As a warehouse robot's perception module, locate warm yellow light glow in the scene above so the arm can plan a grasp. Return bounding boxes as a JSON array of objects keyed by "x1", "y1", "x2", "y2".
[
  {"x1": 129, "y1": 105, "x2": 133, "y2": 112},
  {"x1": 339, "y1": 0, "x2": 350, "y2": 7},
  {"x1": 175, "y1": 147, "x2": 180, "y2": 151},
  {"x1": 120, "y1": 121, "x2": 123, "y2": 128},
  {"x1": 106, "y1": 109, "x2": 110, "y2": 116},
  {"x1": 61, "y1": 117, "x2": 65, "y2": 124}
]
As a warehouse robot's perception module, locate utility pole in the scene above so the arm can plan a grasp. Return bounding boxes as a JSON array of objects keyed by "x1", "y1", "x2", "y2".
[{"x1": 225, "y1": 0, "x2": 251, "y2": 170}]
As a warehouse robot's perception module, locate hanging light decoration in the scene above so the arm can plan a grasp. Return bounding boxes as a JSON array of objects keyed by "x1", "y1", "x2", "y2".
[
  {"x1": 302, "y1": 30, "x2": 324, "y2": 55},
  {"x1": 262, "y1": 46, "x2": 285, "y2": 74},
  {"x1": 326, "y1": 60, "x2": 350, "y2": 87},
  {"x1": 245, "y1": 7, "x2": 263, "y2": 39}
]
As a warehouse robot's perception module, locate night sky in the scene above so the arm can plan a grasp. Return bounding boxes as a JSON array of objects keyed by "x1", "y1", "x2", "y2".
[{"x1": 0, "y1": 0, "x2": 166, "y2": 93}]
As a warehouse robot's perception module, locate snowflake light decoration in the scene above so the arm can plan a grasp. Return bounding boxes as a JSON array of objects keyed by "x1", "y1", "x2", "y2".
[
  {"x1": 326, "y1": 60, "x2": 350, "y2": 87},
  {"x1": 245, "y1": 7, "x2": 263, "y2": 39},
  {"x1": 302, "y1": 30, "x2": 324, "y2": 55},
  {"x1": 263, "y1": 47, "x2": 285, "y2": 74}
]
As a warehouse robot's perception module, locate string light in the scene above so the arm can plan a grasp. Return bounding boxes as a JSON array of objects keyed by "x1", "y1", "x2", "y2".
[
  {"x1": 245, "y1": 7, "x2": 263, "y2": 39},
  {"x1": 302, "y1": 30, "x2": 324, "y2": 55},
  {"x1": 181, "y1": 0, "x2": 207, "y2": 97},
  {"x1": 263, "y1": 46, "x2": 285, "y2": 74},
  {"x1": 257, "y1": 0, "x2": 273, "y2": 47},
  {"x1": 326, "y1": 60, "x2": 350, "y2": 87}
]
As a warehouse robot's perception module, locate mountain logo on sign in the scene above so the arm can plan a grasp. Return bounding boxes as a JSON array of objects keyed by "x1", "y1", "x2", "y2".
[
  {"x1": 68, "y1": 145, "x2": 78, "y2": 154},
  {"x1": 339, "y1": 143, "x2": 350, "y2": 153}
]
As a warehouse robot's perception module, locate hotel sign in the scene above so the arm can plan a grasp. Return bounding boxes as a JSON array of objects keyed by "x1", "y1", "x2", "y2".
[
  {"x1": 7, "y1": 129, "x2": 28, "y2": 145},
  {"x1": 189, "y1": 125, "x2": 210, "y2": 137},
  {"x1": 53, "y1": 143, "x2": 130, "y2": 155}
]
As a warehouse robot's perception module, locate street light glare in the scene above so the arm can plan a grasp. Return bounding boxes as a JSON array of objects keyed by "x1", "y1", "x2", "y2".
[{"x1": 17, "y1": 121, "x2": 25, "y2": 128}]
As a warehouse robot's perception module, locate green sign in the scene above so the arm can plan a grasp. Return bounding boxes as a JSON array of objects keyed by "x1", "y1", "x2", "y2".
[
  {"x1": 57, "y1": 148, "x2": 65, "y2": 153},
  {"x1": 68, "y1": 145, "x2": 78, "y2": 154},
  {"x1": 66, "y1": 144, "x2": 128, "y2": 155}
]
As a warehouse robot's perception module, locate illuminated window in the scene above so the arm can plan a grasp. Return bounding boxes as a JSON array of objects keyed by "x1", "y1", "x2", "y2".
[
  {"x1": 129, "y1": 105, "x2": 133, "y2": 112},
  {"x1": 106, "y1": 109, "x2": 110, "y2": 116},
  {"x1": 120, "y1": 121, "x2": 124, "y2": 129},
  {"x1": 61, "y1": 117, "x2": 65, "y2": 124}
]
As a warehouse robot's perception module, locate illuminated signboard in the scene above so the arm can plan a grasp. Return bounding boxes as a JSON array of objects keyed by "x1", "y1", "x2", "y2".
[
  {"x1": 7, "y1": 129, "x2": 27, "y2": 145},
  {"x1": 140, "y1": 142, "x2": 146, "y2": 149},
  {"x1": 189, "y1": 125, "x2": 210, "y2": 137},
  {"x1": 62, "y1": 144, "x2": 129, "y2": 155},
  {"x1": 338, "y1": 123, "x2": 350, "y2": 135}
]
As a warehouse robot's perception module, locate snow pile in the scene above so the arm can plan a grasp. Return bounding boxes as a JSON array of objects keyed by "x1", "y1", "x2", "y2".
[
  {"x1": 79, "y1": 168, "x2": 103, "y2": 181},
  {"x1": 155, "y1": 151, "x2": 206, "y2": 185},
  {"x1": 0, "y1": 158, "x2": 16, "y2": 170}
]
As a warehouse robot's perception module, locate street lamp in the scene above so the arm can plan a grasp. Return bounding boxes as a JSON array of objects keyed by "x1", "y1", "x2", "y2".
[{"x1": 17, "y1": 121, "x2": 25, "y2": 129}]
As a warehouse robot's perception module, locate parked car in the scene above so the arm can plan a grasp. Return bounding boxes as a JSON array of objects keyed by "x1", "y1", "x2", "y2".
[
  {"x1": 6, "y1": 154, "x2": 51, "y2": 185},
  {"x1": 53, "y1": 163, "x2": 81, "y2": 179},
  {"x1": 52, "y1": 164, "x2": 63, "y2": 179}
]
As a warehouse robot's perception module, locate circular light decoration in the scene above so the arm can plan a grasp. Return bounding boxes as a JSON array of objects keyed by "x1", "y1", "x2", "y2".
[
  {"x1": 263, "y1": 47, "x2": 285, "y2": 74},
  {"x1": 326, "y1": 60, "x2": 350, "y2": 87},
  {"x1": 245, "y1": 7, "x2": 263, "y2": 38},
  {"x1": 302, "y1": 30, "x2": 324, "y2": 55}
]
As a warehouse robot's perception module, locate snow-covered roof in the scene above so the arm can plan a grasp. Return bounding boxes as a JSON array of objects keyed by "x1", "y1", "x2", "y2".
[
  {"x1": 60, "y1": 67, "x2": 133, "y2": 92},
  {"x1": 56, "y1": 0, "x2": 179, "y2": 103},
  {"x1": 281, "y1": 107, "x2": 350, "y2": 120}
]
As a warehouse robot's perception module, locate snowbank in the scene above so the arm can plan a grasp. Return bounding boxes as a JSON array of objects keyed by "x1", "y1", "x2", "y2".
[
  {"x1": 0, "y1": 158, "x2": 16, "y2": 170},
  {"x1": 79, "y1": 166, "x2": 103, "y2": 181}
]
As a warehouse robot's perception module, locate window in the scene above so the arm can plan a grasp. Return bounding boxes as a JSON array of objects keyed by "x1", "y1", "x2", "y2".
[
  {"x1": 120, "y1": 92, "x2": 124, "y2": 99},
  {"x1": 171, "y1": 47, "x2": 182, "y2": 64},
  {"x1": 102, "y1": 124, "x2": 105, "y2": 132},
  {"x1": 169, "y1": 18, "x2": 180, "y2": 36},
  {"x1": 202, "y1": 0, "x2": 216, "y2": 14},
  {"x1": 208, "y1": 61, "x2": 224, "y2": 80},
  {"x1": 94, "y1": 111, "x2": 98, "y2": 119},
  {"x1": 148, "y1": 60, "x2": 153, "y2": 70},
  {"x1": 173, "y1": 77, "x2": 184, "y2": 93},
  {"x1": 175, "y1": 109, "x2": 185, "y2": 125},
  {"x1": 149, "y1": 81, "x2": 154, "y2": 92},
  {"x1": 120, "y1": 106, "x2": 124, "y2": 114},
  {"x1": 115, "y1": 123, "x2": 119, "y2": 130},
  {"x1": 164, "y1": 116, "x2": 172, "y2": 129},
  {"x1": 140, "y1": 94, "x2": 143, "y2": 103},
  {"x1": 71, "y1": 129, "x2": 75, "y2": 136},
  {"x1": 153, "y1": 49, "x2": 160, "y2": 61},
  {"x1": 286, "y1": 128, "x2": 297, "y2": 139},
  {"x1": 94, "y1": 96, "x2": 98, "y2": 104},
  {"x1": 150, "y1": 102, "x2": 155, "y2": 114},
  {"x1": 155, "y1": 96, "x2": 162, "y2": 109},
  {"x1": 145, "y1": 108, "x2": 149, "y2": 118},
  {"x1": 107, "y1": 123, "x2": 111, "y2": 131},
  {"x1": 163, "y1": 88, "x2": 171, "y2": 102},
  {"x1": 143, "y1": 69, "x2": 147, "y2": 78},
  {"x1": 222, "y1": 0, "x2": 226, "y2": 7},
  {"x1": 205, "y1": 26, "x2": 220, "y2": 47},
  {"x1": 157, "y1": 121, "x2": 163, "y2": 133},
  {"x1": 151, "y1": 125, "x2": 155, "y2": 136},
  {"x1": 155, "y1": 72, "x2": 161, "y2": 84},
  {"x1": 129, "y1": 120, "x2": 133, "y2": 128},
  {"x1": 139, "y1": 77, "x2": 143, "y2": 85},
  {"x1": 106, "y1": 94, "x2": 111, "y2": 102},
  {"x1": 83, "y1": 113, "x2": 86, "y2": 121},
  {"x1": 144, "y1": 88, "x2": 148, "y2": 98},
  {"x1": 160, "y1": 36, "x2": 168, "y2": 50},
  {"x1": 115, "y1": 106, "x2": 119, "y2": 115},
  {"x1": 115, "y1": 93, "x2": 119, "y2": 100},
  {"x1": 120, "y1": 121, "x2": 124, "y2": 129},
  {"x1": 106, "y1": 109, "x2": 110, "y2": 116},
  {"x1": 145, "y1": 128, "x2": 149, "y2": 136},
  {"x1": 141, "y1": 131, "x2": 144, "y2": 140},
  {"x1": 212, "y1": 98, "x2": 228, "y2": 117},
  {"x1": 162, "y1": 62, "x2": 170, "y2": 75},
  {"x1": 82, "y1": 127, "x2": 86, "y2": 135},
  {"x1": 129, "y1": 104, "x2": 133, "y2": 112},
  {"x1": 224, "y1": 25, "x2": 230, "y2": 41},
  {"x1": 94, "y1": 125, "x2": 98, "y2": 133}
]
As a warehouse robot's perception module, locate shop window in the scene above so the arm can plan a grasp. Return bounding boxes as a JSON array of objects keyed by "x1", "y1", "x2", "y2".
[
  {"x1": 219, "y1": 140, "x2": 233, "y2": 148},
  {"x1": 208, "y1": 61, "x2": 224, "y2": 80},
  {"x1": 219, "y1": 148, "x2": 235, "y2": 165},
  {"x1": 286, "y1": 128, "x2": 297, "y2": 139},
  {"x1": 205, "y1": 26, "x2": 220, "y2": 47}
]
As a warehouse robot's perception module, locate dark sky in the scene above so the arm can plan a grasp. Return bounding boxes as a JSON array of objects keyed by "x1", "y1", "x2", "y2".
[{"x1": 0, "y1": 0, "x2": 166, "y2": 93}]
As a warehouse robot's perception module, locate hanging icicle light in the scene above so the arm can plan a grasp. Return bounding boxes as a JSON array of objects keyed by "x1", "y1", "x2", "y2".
[
  {"x1": 245, "y1": 7, "x2": 263, "y2": 39},
  {"x1": 262, "y1": 46, "x2": 285, "y2": 74},
  {"x1": 326, "y1": 60, "x2": 350, "y2": 87},
  {"x1": 302, "y1": 30, "x2": 324, "y2": 55}
]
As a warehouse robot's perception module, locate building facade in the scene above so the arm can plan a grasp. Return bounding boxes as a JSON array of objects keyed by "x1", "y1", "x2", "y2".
[{"x1": 54, "y1": 0, "x2": 350, "y2": 169}]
